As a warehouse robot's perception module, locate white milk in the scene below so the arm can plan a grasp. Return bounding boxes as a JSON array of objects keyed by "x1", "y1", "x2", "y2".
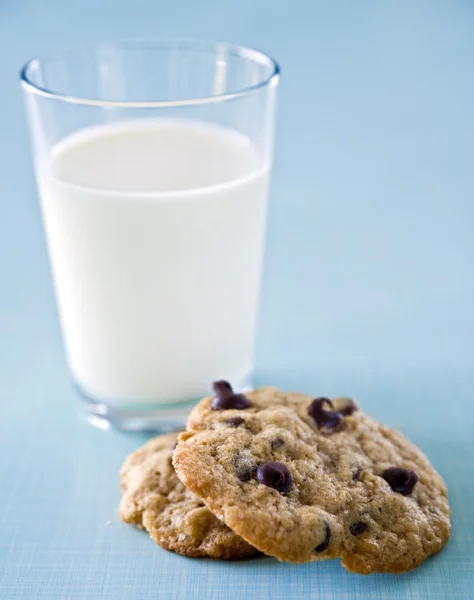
[{"x1": 38, "y1": 119, "x2": 270, "y2": 406}]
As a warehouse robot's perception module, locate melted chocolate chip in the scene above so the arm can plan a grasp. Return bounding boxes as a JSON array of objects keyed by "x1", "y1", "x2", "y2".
[
  {"x1": 256, "y1": 462, "x2": 293, "y2": 494},
  {"x1": 315, "y1": 521, "x2": 331, "y2": 552},
  {"x1": 211, "y1": 380, "x2": 250, "y2": 410},
  {"x1": 271, "y1": 438, "x2": 284, "y2": 451},
  {"x1": 352, "y1": 466, "x2": 362, "y2": 481},
  {"x1": 308, "y1": 398, "x2": 344, "y2": 431},
  {"x1": 381, "y1": 467, "x2": 419, "y2": 495},
  {"x1": 226, "y1": 416, "x2": 245, "y2": 428},
  {"x1": 349, "y1": 522, "x2": 368, "y2": 536}
]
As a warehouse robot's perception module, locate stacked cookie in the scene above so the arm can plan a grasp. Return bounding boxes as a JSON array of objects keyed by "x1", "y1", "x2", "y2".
[{"x1": 119, "y1": 383, "x2": 451, "y2": 573}]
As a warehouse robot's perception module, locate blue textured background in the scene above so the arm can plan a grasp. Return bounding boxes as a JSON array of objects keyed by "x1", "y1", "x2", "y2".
[{"x1": 1, "y1": 1, "x2": 473, "y2": 598}]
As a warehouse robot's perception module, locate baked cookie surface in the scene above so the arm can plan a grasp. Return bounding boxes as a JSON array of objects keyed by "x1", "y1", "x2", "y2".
[
  {"x1": 173, "y1": 386, "x2": 450, "y2": 573},
  {"x1": 119, "y1": 432, "x2": 258, "y2": 559}
]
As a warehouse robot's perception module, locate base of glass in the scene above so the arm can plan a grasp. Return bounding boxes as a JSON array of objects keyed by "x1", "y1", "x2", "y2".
[
  {"x1": 76, "y1": 373, "x2": 254, "y2": 434},
  {"x1": 78, "y1": 388, "x2": 198, "y2": 434}
]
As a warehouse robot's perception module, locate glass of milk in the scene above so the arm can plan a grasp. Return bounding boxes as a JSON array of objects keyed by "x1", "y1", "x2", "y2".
[{"x1": 21, "y1": 40, "x2": 279, "y2": 432}]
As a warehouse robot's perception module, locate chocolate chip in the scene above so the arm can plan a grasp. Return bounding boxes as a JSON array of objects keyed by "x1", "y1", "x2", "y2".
[
  {"x1": 271, "y1": 438, "x2": 284, "y2": 451},
  {"x1": 349, "y1": 522, "x2": 368, "y2": 536},
  {"x1": 381, "y1": 467, "x2": 418, "y2": 495},
  {"x1": 226, "y1": 416, "x2": 245, "y2": 428},
  {"x1": 308, "y1": 398, "x2": 344, "y2": 431},
  {"x1": 352, "y1": 466, "x2": 362, "y2": 481},
  {"x1": 256, "y1": 462, "x2": 293, "y2": 494},
  {"x1": 213, "y1": 380, "x2": 233, "y2": 395},
  {"x1": 211, "y1": 380, "x2": 250, "y2": 410},
  {"x1": 315, "y1": 521, "x2": 331, "y2": 552}
]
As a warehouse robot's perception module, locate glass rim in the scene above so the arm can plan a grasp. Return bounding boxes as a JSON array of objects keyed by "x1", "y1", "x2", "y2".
[{"x1": 20, "y1": 38, "x2": 280, "y2": 108}]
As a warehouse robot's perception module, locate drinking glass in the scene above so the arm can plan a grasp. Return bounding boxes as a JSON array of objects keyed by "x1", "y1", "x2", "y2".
[{"x1": 21, "y1": 40, "x2": 279, "y2": 432}]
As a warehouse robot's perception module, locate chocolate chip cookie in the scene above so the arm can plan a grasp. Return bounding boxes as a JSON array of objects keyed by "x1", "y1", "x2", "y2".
[
  {"x1": 119, "y1": 432, "x2": 258, "y2": 559},
  {"x1": 173, "y1": 385, "x2": 450, "y2": 573}
]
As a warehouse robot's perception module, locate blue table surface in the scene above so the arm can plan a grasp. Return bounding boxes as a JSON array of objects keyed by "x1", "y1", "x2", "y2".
[{"x1": 1, "y1": 1, "x2": 473, "y2": 598}]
